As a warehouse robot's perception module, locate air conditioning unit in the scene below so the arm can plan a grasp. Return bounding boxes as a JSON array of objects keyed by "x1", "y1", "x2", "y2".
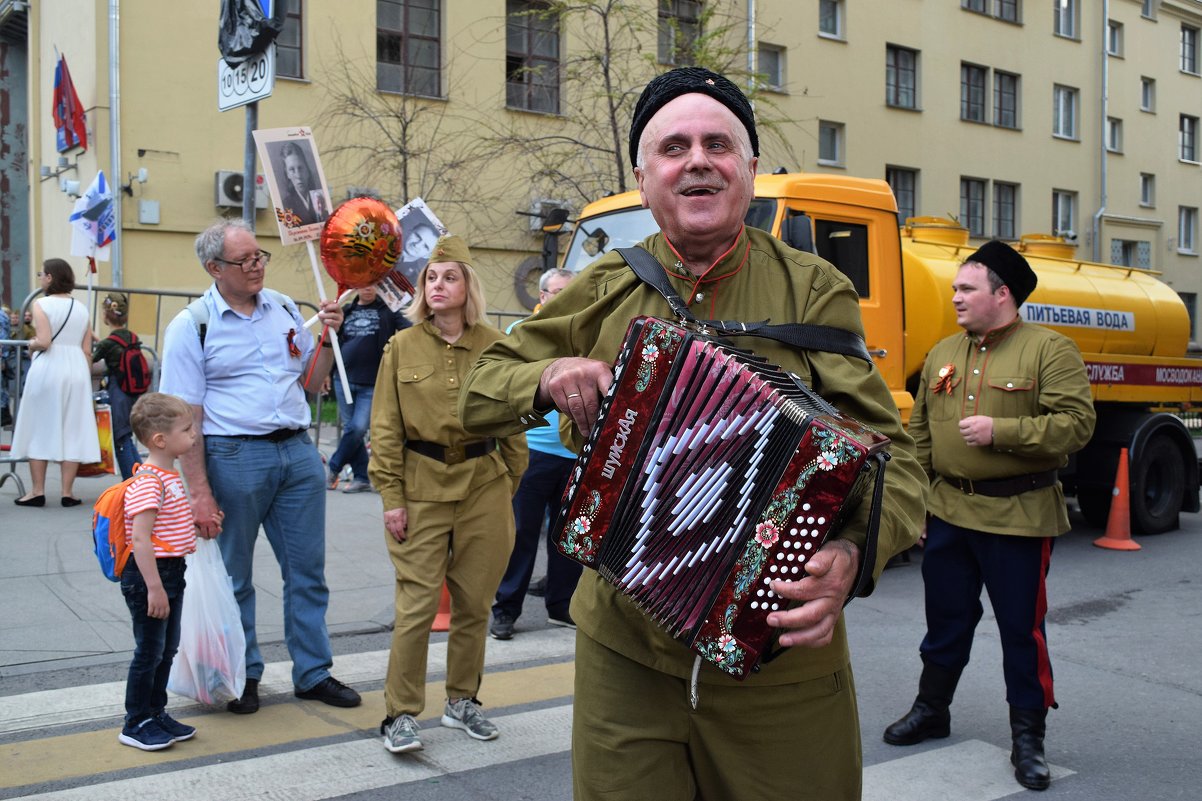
[
  {"x1": 215, "y1": 171, "x2": 268, "y2": 209},
  {"x1": 529, "y1": 199, "x2": 570, "y2": 232}
]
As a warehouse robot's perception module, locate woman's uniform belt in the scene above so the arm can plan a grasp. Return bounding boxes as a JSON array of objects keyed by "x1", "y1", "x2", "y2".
[
  {"x1": 406, "y1": 438, "x2": 497, "y2": 465},
  {"x1": 939, "y1": 469, "x2": 1059, "y2": 497}
]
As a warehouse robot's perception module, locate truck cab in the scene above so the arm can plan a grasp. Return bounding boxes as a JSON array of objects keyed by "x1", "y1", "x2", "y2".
[
  {"x1": 563, "y1": 174, "x2": 910, "y2": 414},
  {"x1": 560, "y1": 172, "x2": 1201, "y2": 535}
]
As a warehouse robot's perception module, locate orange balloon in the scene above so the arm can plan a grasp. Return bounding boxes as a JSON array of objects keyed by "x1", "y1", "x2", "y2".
[{"x1": 319, "y1": 197, "x2": 403, "y2": 289}]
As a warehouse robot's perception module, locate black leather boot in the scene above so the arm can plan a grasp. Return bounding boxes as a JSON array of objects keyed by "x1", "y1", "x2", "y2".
[
  {"x1": 1010, "y1": 706, "x2": 1051, "y2": 791},
  {"x1": 882, "y1": 661, "x2": 961, "y2": 745}
]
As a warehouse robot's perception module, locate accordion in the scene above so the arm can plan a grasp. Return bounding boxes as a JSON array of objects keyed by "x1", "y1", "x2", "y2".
[{"x1": 554, "y1": 316, "x2": 890, "y2": 679}]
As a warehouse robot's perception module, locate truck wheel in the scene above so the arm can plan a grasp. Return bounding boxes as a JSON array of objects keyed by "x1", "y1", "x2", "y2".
[
  {"x1": 1076, "y1": 487, "x2": 1111, "y2": 529},
  {"x1": 1130, "y1": 434, "x2": 1183, "y2": 535}
]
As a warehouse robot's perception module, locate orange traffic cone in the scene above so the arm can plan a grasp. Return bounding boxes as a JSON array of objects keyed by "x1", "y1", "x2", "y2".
[
  {"x1": 1093, "y1": 447, "x2": 1141, "y2": 551},
  {"x1": 431, "y1": 583, "x2": 453, "y2": 631}
]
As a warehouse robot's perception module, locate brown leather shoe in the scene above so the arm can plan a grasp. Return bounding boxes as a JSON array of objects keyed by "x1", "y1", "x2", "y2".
[{"x1": 227, "y1": 677, "x2": 260, "y2": 715}]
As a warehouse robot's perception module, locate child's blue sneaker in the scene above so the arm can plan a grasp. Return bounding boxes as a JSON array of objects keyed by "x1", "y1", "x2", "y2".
[
  {"x1": 118, "y1": 717, "x2": 175, "y2": 751},
  {"x1": 156, "y1": 711, "x2": 196, "y2": 741}
]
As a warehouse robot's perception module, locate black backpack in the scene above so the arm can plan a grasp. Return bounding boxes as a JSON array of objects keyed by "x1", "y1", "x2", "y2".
[{"x1": 107, "y1": 331, "x2": 151, "y2": 396}]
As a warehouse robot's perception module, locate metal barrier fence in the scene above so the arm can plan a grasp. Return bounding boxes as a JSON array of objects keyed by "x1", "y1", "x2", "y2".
[{"x1": 2, "y1": 284, "x2": 530, "y2": 495}]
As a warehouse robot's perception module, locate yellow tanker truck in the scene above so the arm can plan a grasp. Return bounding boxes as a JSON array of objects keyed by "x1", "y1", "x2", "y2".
[{"x1": 556, "y1": 172, "x2": 1201, "y2": 536}]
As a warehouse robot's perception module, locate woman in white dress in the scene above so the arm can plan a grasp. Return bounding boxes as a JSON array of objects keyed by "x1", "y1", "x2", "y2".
[{"x1": 11, "y1": 259, "x2": 100, "y2": 506}]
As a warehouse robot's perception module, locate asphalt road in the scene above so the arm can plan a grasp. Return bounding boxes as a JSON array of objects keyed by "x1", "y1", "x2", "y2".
[{"x1": 2, "y1": 504, "x2": 1199, "y2": 801}]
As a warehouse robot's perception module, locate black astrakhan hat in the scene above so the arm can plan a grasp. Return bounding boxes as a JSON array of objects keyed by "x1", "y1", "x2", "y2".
[
  {"x1": 965, "y1": 240, "x2": 1038, "y2": 306},
  {"x1": 629, "y1": 67, "x2": 760, "y2": 168}
]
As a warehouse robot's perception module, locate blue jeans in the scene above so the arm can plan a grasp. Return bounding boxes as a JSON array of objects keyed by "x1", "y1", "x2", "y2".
[
  {"x1": 493, "y1": 449, "x2": 582, "y2": 620},
  {"x1": 205, "y1": 431, "x2": 333, "y2": 690},
  {"x1": 115, "y1": 433, "x2": 140, "y2": 479},
  {"x1": 329, "y1": 382, "x2": 373, "y2": 481},
  {"x1": 121, "y1": 557, "x2": 187, "y2": 724}
]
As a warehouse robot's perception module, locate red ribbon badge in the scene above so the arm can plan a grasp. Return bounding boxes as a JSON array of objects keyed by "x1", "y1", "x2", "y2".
[
  {"x1": 932, "y1": 363, "x2": 956, "y2": 395},
  {"x1": 286, "y1": 328, "x2": 301, "y2": 358}
]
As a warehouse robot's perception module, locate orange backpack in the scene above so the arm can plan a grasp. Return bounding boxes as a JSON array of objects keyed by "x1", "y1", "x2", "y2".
[{"x1": 92, "y1": 468, "x2": 164, "y2": 581}]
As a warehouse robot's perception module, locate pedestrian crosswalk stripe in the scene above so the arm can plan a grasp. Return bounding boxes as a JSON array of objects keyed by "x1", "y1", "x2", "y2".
[
  {"x1": 0, "y1": 662, "x2": 575, "y2": 790},
  {"x1": 5, "y1": 705, "x2": 576, "y2": 801},
  {"x1": 0, "y1": 627, "x2": 575, "y2": 735},
  {"x1": 863, "y1": 739, "x2": 1073, "y2": 800}
]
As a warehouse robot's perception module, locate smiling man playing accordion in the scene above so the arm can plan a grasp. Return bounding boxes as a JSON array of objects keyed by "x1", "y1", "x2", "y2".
[{"x1": 461, "y1": 68, "x2": 928, "y2": 801}]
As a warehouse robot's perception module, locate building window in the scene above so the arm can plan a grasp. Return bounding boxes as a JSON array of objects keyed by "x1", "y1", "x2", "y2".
[
  {"x1": 997, "y1": 0, "x2": 1019, "y2": 22},
  {"x1": 818, "y1": 121, "x2": 844, "y2": 166},
  {"x1": 1054, "y1": 0, "x2": 1077, "y2": 38},
  {"x1": 963, "y1": 0, "x2": 1017, "y2": 21},
  {"x1": 1140, "y1": 172, "x2": 1155, "y2": 207},
  {"x1": 1142, "y1": 0, "x2": 1156, "y2": 19},
  {"x1": 377, "y1": 0, "x2": 441, "y2": 97},
  {"x1": 1182, "y1": 24, "x2": 1199, "y2": 74},
  {"x1": 1111, "y1": 239, "x2": 1151, "y2": 269},
  {"x1": 1180, "y1": 114, "x2": 1198, "y2": 162},
  {"x1": 886, "y1": 45, "x2": 919, "y2": 109},
  {"x1": 994, "y1": 182, "x2": 1018, "y2": 239},
  {"x1": 1052, "y1": 189, "x2": 1077, "y2": 239},
  {"x1": 758, "y1": 43, "x2": 785, "y2": 91},
  {"x1": 1179, "y1": 206, "x2": 1198, "y2": 253},
  {"x1": 659, "y1": 0, "x2": 701, "y2": 65},
  {"x1": 276, "y1": 0, "x2": 303, "y2": 78},
  {"x1": 1053, "y1": 84, "x2": 1078, "y2": 139},
  {"x1": 994, "y1": 71, "x2": 1019, "y2": 128},
  {"x1": 886, "y1": 166, "x2": 918, "y2": 223},
  {"x1": 1141, "y1": 77, "x2": 1156, "y2": 112},
  {"x1": 1106, "y1": 117, "x2": 1123, "y2": 153},
  {"x1": 1179, "y1": 292, "x2": 1198, "y2": 341},
  {"x1": 507, "y1": 1, "x2": 560, "y2": 114},
  {"x1": 961, "y1": 63, "x2": 987, "y2": 122},
  {"x1": 1107, "y1": 20, "x2": 1124, "y2": 56},
  {"x1": 819, "y1": 0, "x2": 844, "y2": 38},
  {"x1": 961, "y1": 177, "x2": 986, "y2": 237}
]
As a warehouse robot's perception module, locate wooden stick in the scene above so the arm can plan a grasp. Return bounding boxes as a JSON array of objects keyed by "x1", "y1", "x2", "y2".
[{"x1": 305, "y1": 239, "x2": 352, "y2": 403}]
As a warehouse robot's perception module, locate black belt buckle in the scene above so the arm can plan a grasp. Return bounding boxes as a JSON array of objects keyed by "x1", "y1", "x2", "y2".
[{"x1": 961, "y1": 477, "x2": 975, "y2": 496}]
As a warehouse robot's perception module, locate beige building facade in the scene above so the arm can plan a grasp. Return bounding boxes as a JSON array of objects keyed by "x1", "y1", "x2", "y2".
[{"x1": 1, "y1": 0, "x2": 1199, "y2": 338}]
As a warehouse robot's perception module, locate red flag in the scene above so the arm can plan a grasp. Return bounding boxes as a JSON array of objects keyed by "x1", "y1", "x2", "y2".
[{"x1": 52, "y1": 55, "x2": 88, "y2": 152}]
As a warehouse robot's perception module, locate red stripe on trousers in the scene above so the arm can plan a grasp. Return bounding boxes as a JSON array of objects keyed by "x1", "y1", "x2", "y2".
[{"x1": 1032, "y1": 537, "x2": 1056, "y2": 708}]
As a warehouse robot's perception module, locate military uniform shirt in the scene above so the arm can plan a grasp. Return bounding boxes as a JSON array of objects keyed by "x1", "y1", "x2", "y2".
[
  {"x1": 910, "y1": 318, "x2": 1096, "y2": 537},
  {"x1": 460, "y1": 226, "x2": 928, "y2": 686},
  {"x1": 369, "y1": 320, "x2": 527, "y2": 511}
]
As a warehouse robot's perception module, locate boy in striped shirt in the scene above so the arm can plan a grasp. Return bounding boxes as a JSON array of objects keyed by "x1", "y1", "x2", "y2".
[{"x1": 118, "y1": 393, "x2": 206, "y2": 751}]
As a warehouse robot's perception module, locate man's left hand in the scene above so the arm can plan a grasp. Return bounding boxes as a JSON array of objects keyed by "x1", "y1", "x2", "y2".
[
  {"x1": 958, "y1": 415, "x2": 994, "y2": 447},
  {"x1": 316, "y1": 300, "x2": 344, "y2": 333},
  {"x1": 766, "y1": 539, "x2": 859, "y2": 648}
]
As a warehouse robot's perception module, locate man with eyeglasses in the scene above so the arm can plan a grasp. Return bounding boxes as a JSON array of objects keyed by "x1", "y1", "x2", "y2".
[{"x1": 160, "y1": 218, "x2": 361, "y2": 715}]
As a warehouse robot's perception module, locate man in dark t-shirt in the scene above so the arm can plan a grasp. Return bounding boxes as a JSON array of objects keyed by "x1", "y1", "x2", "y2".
[{"x1": 328, "y1": 285, "x2": 409, "y2": 492}]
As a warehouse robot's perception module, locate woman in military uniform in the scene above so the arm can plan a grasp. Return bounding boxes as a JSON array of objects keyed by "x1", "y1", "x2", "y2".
[{"x1": 368, "y1": 235, "x2": 527, "y2": 755}]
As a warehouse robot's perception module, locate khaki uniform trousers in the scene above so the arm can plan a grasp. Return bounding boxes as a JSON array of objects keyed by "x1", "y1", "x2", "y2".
[
  {"x1": 383, "y1": 474, "x2": 515, "y2": 717},
  {"x1": 572, "y1": 632, "x2": 862, "y2": 801}
]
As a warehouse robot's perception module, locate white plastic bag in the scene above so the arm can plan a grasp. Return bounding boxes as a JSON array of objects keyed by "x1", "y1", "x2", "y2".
[{"x1": 168, "y1": 538, "x2": 246, "y2": 704}]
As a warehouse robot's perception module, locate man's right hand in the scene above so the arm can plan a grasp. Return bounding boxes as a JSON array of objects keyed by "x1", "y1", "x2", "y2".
[
  {"x1": 536, "y1": 357, "x2": 614, "y2": 436},
  {"x1": 192, "y1": 492, "x2": 224, "y2": 539}
]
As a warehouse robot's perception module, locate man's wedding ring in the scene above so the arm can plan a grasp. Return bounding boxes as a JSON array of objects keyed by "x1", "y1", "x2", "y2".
[{"x1": 567, "y1": 393, "x2": 581, "y2": 399}]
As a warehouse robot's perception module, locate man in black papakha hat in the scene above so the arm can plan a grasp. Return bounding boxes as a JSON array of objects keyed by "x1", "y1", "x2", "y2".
[
  {"x1": 883, "y1": 240, "x2": 1095, "y2": 792},
  {"x1": 461, "y1": 67, "x2": 928, "y2": 799}
]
